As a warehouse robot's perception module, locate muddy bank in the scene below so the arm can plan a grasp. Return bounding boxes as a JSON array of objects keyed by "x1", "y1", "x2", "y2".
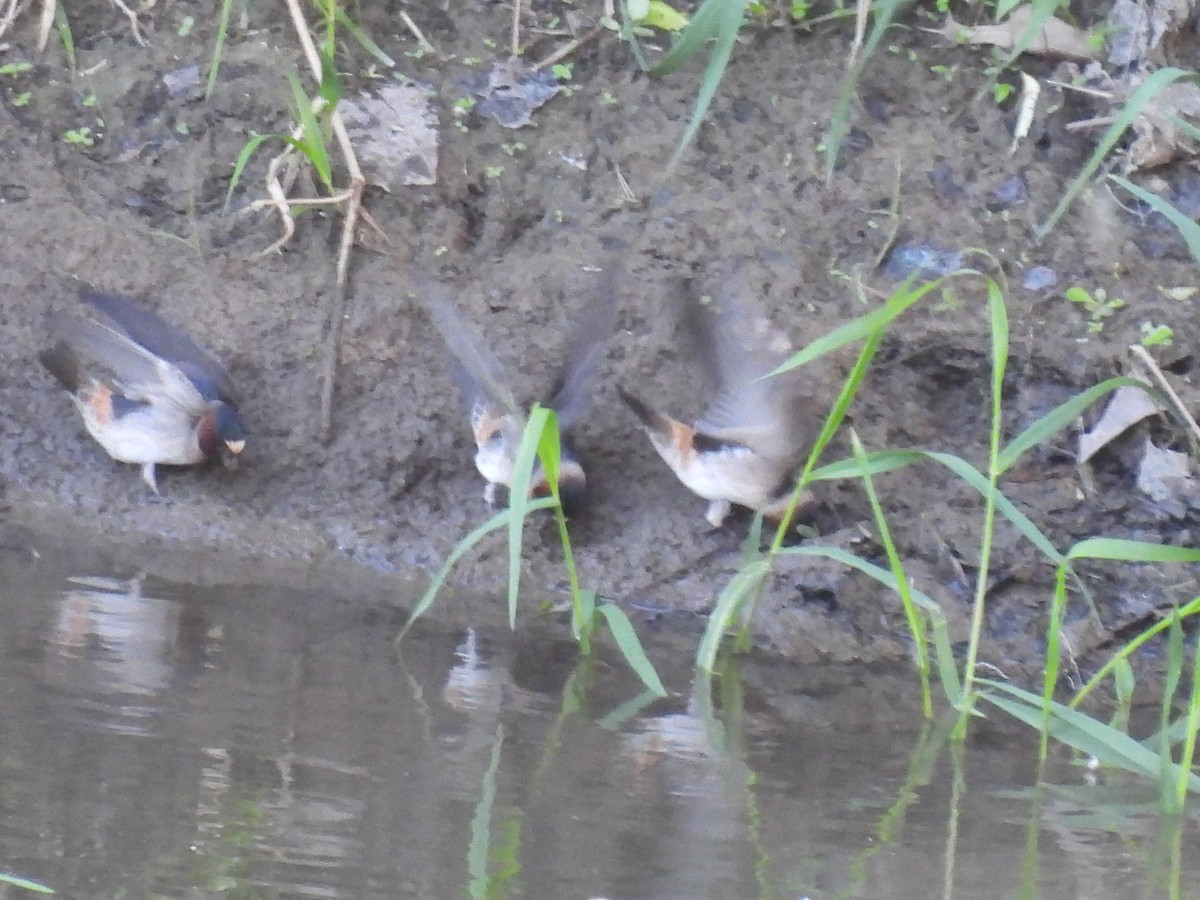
[{"x1": 1, "y1": 3, "x2": 1197, "y2": 670}]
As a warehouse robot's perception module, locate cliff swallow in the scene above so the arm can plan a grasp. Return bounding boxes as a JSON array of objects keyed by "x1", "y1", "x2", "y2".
[
  {"x1": 619, "y1": 264, "x2": 814, "y2": 528},
  {"x1": 39, "y1": 290, "x2": 246, "y2": 493},
  {"x1": 415, "y1": 268, "x2": 620, "y2": 510}
]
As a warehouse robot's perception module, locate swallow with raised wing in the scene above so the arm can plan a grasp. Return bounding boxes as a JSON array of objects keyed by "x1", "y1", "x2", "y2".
[
  {"x1": 416, "y1": 267, "x2": 620, "y2": 510},
  {"x1": 39, "y1": 290, "x2": 246, "y2": 493},
  {"x1": 619, "y1": 263, "x2": 816, "y2": 528}
]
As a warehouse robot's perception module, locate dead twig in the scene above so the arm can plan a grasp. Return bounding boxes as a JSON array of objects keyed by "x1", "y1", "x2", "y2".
[
  {"x1": 399, "y1": 10, "x2": 439, "y2": 58},
  {"x1": 1129, "y1": 344, "x2": 1200, "y2": 454},
  {"x1": 277, "y1": 0, "x2": 369, "y2": 443}
]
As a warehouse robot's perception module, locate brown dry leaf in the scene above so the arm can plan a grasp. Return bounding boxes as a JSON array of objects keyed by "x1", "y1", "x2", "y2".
[
  {"x1": 1124, "y1": 77, "x2": 1200, "y2": 170},
  {"x1": 1078, "y1": 384, "x2": 1162, "y2": 463},
  {"x1": 938, "y1": 6, "x2": 1100, "y2": 61}
]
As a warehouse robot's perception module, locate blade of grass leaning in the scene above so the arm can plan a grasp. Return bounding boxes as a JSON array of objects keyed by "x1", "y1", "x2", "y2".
[
  {"x1": 225, "y1": 132, "x2": 277, "y2": 210},
  {"x1": 1073, "y1": 595, "x2": 1200, "y2": 706},
  {"x1": 334, "y1": 5, "x2": 396, "y2": 67},
  {"x1": 596, "y1": 602, "x2": 668, "y2": 696},
  {"x1": 767, "y1": 324, "x2": 886, "y2": 550},
  {"x1": 768, "y1": 272, "x2": 963, "y2": 378},
  {"x1": 506, "y1": 408, "x2": 552, "y2": 630},
  {"x1": 205, "y1": 0, "x2": 235, "y2": 98},
  {"x1": 1110, "y1": 174, "x2": 1200, "y2": 267},
  {"x1": 696, "y1": 558, "x2": 770, "y2": 673},
  {"x1": 53, "y1": 1, "x2": 75, "y2": 74},
  {"x1": 654, "y1": 0, "x2": 751, "y2": 174},
  {"x1": 956, "y1": 278, "x2": 1009, "y2": 729},
  {"x1": 823, "y1": 0, "x2": 904, "y2": 179},
  {"x1": 979, "y1": 679, "x2": 1200, "y2": 792},
  {"x1": 533, "y1": 408, "x2": 587, "y2": 641},
  {"x1": 399, "y1": 498, "x2": 559, "y2": 638},
  {"x1": 997, "y1": 376, "x2": 1160, "y2": 474},
  {"x1": 781, "y1": 544, "x2": 963, "y2": 701},
  {"x1": 1176, "y1": 625, "x2": 1200, "y2": 810},
  {"x1": 849, "y1": 427, "x2": 933, "y2": 717},
  {"x1": 1037, "y1": 68, "x2": 1193, "y2": 239},
  {"x1": 1159, "y1": 610, "x2": 1185, "y2": 811},
  {"x1": 0, "y1": 872, "x2": 55, "y2": 893},
  {"x1": 284, "y1": 69, "x2": 333, "y2": 191}
]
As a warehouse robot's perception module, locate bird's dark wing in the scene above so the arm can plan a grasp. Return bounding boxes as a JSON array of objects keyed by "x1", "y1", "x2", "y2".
[
  {"x1": 546, "y1": 261, "x2": 623, "y2": 431},
  {"x1": 47, "y1": 312, "x2": 209, "y2": 413},
  {"x1": 82, "y1": 291, "x2": 235, "y2": 401},
  {"x1": 413, "y1": 274, "x2": 521, "y2": 419},
  {"x1": 689, "y1": 262, "x2": 807, "y2": 461}
]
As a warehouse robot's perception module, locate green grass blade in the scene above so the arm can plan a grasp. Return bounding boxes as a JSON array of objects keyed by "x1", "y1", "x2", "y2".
[
  {"x1": 768, "y1": 273, "x2": 961, "y2": 377},
  {"x1": 810, "y1": 448, "x2": 926, "y2": 481},
  {"x1": 849, "y1": 428, "x2": 933, "y2": 715},
  {"x1": 1073, "y1": 595, "x2": 1200, "y2": 707},
  {"x1": 400, "y1": 501, "x2": 554, "y2": 633},
  {"x1": 696, "y1": 559, "x2": 769, "y2": 672},
  {"x1": 399, "y1": 499, "x2": 557, "y2": 637},
  {"x1": 924, "y1": 451, "x2": 1064, "y2": 564},
  {"x1": 1067, "y1": 538, "x2": 1200, "y2": 565},
  {"x1": 657, "y1": 0, "x2": 751, "y2": 173},
  {"x1": 225, "y1": 132, "x2": 280, "y2": 211},
  {"x1": 1177, "y1": 626, "x2": 1200, "y2": 809},
  {"x1": 980, "y1": 680, "x2": 1200, "y2": 792},
  {"x1": 0, "y1": 872, "x2": 54, "y2": 893},
  {"x1": 284, "y1": 69, "x2": 333, "y2": 191},
  {"x1": 650, "y1": 0, "x2": 727, "y2": 75},
  {"x1": 823, "y1": 0, "x2": 904, "y2": 180},
  {"x1": 205, "y1": 0, "x2": 235, "y2": 99},
  {"x1": 596, "y1": 602, "x2": 668, "y2": 696},
  {"x1": 506, "y1": 408, "x2": 552, "y2": 630},
  {"x1": 1037, "y1": 68, "x2": 1194, "y2": 238},
  {"x1": 779, "y1": 545, "x2": 962, "y2": 700},
  {"x1": 1160, "y1": 610, "x2": 1185, "y2": 810},
  {"x1": 1110, "y1": 175, "x2": 1200, "y2": 266},
  {"x1": 53, "y1": 2, "x2": 75, "y2": 74},
  {"x1": 334, "y1": 5, "x2": 396, "y2": 67},
  {"x1": 957, "y1": 278, "x2": 1009, "y2": 728},
  {"x1": 998, "y1": 376, "x2": 1157, "y2": 474}
]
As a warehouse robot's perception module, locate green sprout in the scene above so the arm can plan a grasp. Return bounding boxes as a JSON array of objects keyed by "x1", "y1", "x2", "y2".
[
  {"x1": 0, "y1": 61, "x2": 33, "y2": 75},
  {"x1": 11, "y1": 91, "x2": 31, "y2": 106},
  {"x1": 552, "y1": 62, "x2": 573, "y2": 81},
  {"x1": 62, "y1": 126, "x2": 94, "y2": 146},
  {"x1": 1064, "y1": 285, "x2": 1125, "y2": 334},
  {"x1": 1140, "y1": 322, "x2": 1174, "y2": 347}
]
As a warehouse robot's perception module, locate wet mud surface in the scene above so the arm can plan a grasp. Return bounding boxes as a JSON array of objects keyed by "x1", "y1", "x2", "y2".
[{"x1": 1, "y1": 3, "x2": 1197, "y2": 671}]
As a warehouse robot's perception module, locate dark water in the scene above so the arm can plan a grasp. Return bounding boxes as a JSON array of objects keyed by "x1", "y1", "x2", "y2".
[{"x1": 1, "y1": 545, "x2": 1197, "y2": 899}]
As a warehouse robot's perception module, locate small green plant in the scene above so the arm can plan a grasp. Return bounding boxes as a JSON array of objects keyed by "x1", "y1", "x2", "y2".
[
  {"x1": 1140, "y1": 322, "x2": 1174, "y2": 347},
  {"x1": 61, "y1": 126, "x2": 94, "y2": 146},
  {"x1": 1065, "y1": 285, "x2": 1125, "y2": 333},
  {"x1": 485, "y1": 164, "x2": 505, "y2": 179},
  {"x1": 0, "y1": 61, "x2": 33, "y2": 75},
  {"x1": 11, "y1": 91, "x2": 31, "y2": 106}
]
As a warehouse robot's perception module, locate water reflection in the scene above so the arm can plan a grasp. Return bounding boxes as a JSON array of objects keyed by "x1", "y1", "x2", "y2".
[{"x1": 0, "y1": 548, "x2": 1198, "y2": 898}]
